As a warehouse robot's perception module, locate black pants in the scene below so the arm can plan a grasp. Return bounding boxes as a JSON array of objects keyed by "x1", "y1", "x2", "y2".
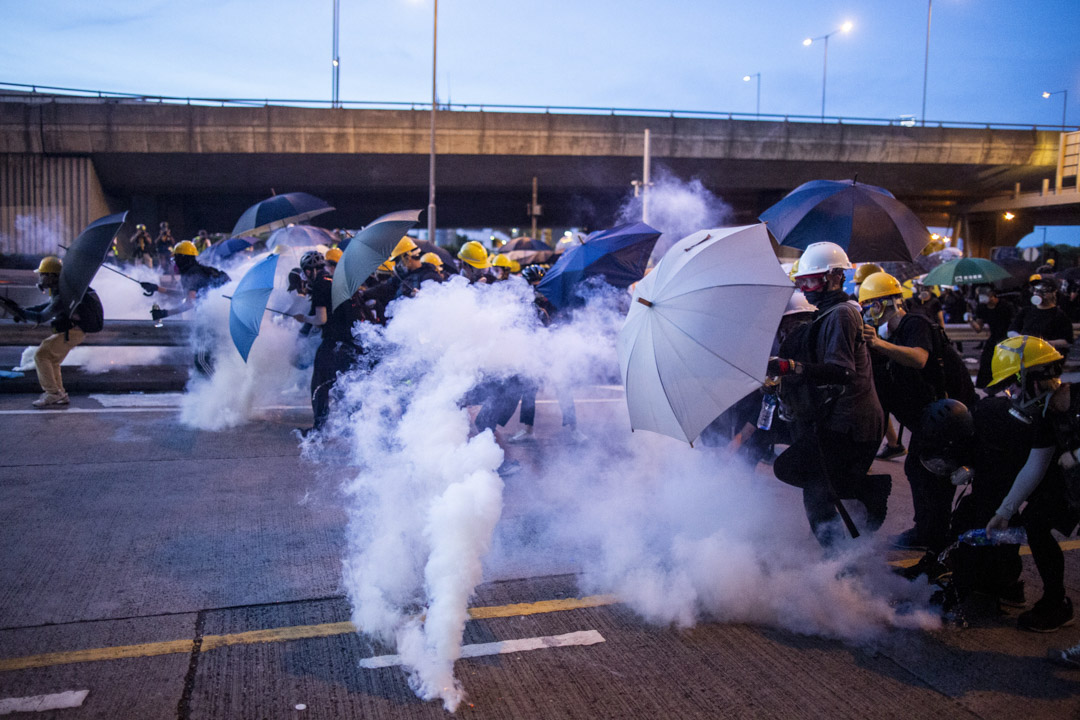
[
  {"x1": 905, "y1": 431, "x2": 957, "y2": 552},
  {"x1": 519, "y1": 381, "x2": 577, "y2": 428},
  {"x1": 311, "y1": 341, "x2": 359, "y2": 430},
  {"x1": 1020, "y1": 472, "x2": 1078, "y2": 605}
]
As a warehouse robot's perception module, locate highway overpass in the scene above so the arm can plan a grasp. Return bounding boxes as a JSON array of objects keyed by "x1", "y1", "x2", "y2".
[{"x1": 1, "y1": 91, "x2": 1075, "y2": 257}]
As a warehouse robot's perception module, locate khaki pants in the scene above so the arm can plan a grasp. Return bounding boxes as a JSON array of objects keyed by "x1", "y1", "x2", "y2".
[{"x1": 35, "y1": 328, "x2": 84, "y2": 395}]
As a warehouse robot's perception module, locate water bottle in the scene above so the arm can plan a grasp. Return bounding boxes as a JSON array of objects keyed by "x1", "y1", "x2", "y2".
[
  {"x1": 151, "y1": 303, "x2": 163, "y2": 328},
  {"x1": 757, "y1": 393, "x2": 777, "y2": 431},
  {"x1": 957, "y1": 527, "x2": 1027, "y2": 546}
]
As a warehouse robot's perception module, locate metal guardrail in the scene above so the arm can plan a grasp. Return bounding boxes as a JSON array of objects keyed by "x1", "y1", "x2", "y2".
[
  {"x1": 0, "y1": 319, "x2": 188, "y2": 347},
  {"x1": 2, "y1": 81, "x2": 1077, "y2": 132}
]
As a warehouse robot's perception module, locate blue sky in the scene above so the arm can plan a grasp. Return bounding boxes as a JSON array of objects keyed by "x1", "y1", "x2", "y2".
[{"x1": 1, "y1": 0, "x2": 1078, "y2": 125}]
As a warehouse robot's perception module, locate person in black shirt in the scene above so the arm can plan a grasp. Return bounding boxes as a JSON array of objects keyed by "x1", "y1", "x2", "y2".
[
  {"x1": 1009, "y1": 275, "x2": 1073, "y2": 351},
  {"x1": 968, "y1": 285, "x2": 1016, "y2": 389},
  {"x1": 907, "y1": 281, "x2": 945, "y2": 326}
]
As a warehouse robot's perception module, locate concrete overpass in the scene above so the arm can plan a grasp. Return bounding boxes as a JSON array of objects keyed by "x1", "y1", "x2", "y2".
[{"x1": 0, "y1": 93, "x2": 1072, "y2": 256}]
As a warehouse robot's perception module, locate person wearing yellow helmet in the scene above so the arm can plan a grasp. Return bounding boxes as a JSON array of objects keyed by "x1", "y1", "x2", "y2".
[
  {"x1": 457, "y1": 240, "x2": 492, "y2": 283},
  {"x1": 129, "y1": 223, "x2": 154, "y2": 267},
  {"x1": 419, "y1": 252, "x2": 447, "y2": 280},
  {"x1": 851, "y1": 262, "x2": 883, "y2": 295},
  {"x1": 324, "y1": 246, "x2": 343, "y2": 271},
  {"x1": 983, "y1": 335, "x2": 1078, "y2": 632},
  {"x1": 490, "y1": 253, "x2": 520, "y2": 281},
  {"x1": 1008, "y1": 274, "x2": 1073, "y2": 351},
  {"x1": 390, "y1": 236, "x2": 419, "y2": 261},
  {"x1": 391, "y1": 239, "x2": 443, "y2": 299}
]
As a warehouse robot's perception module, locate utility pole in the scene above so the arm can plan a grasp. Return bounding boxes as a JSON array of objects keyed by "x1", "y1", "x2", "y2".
[
  {"x1": 529, "y1": 176, "x2": 540, "y2": 240},
  {"x1": 631, "y1": 129, "x2": 653, "y2": 223},
  {"x1": 427, "y1": 0, "x2": 438, "y2": 243},
  {"x1": 331, "y1": 0, "x2": 340, "y2": 108}
]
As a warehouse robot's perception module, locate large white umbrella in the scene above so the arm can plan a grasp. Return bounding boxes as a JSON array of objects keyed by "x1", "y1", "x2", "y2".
[{"x1": 617, "y1": 224, "x2": 794, "y2": 445}]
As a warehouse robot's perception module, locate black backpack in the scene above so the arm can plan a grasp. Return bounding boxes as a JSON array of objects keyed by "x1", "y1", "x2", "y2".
[
  {"x1": 75, "y1": 287, "x2": 104, "y2": 333},
  {"x1": 896, "y1": 313, "x2": 976, "y2": 408},
  {"x1": 775, "y1": 301, "x2": 861, "y2": 423}
]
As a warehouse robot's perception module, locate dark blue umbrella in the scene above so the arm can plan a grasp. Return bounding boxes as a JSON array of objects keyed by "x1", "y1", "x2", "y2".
[
  {"x1": 230, "y1": 192, "x2": 334, "y2": 238},
  {"x1": 497, "y1": 237, "x2": 549, "y2": 254},
  {"x1": 536, "y1": 222, "x2": 661, "y2": 309},
  {"x1": 229, "y1": 252, "x2": 279, "y2": 362},
  {"x1": 199, "y1": 236, "x2": 257, "y2": 264},
  {"x1": 759, "y1": 179, "x2": 930, "y2": 263},
  {"x1": 61, "y1": 212, "x2": 129, "y2": 317}
]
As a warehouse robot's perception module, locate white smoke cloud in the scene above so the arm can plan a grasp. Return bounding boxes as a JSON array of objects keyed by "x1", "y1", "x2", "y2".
[{"x1": 314, "y1": 274, "x2": 937, "y2": 712}]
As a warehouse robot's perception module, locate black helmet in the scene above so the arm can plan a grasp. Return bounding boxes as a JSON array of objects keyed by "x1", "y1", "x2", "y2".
[
  {"x1": 300, "y1": 250, "x2": 325, "y2": 273},
  {"x1": 917, "y1": 399, "x2": 975, "y2": 476},
  {"x1": 521, "y1": 264, "x2": 547, "y2": 284}
]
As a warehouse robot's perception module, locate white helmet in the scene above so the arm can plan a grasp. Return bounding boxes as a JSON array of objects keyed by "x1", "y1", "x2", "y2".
[
  {"x1": 792, "y1": 242, "x2": 852, "y2": 278},
  {"x1": 783, "y1": 290, "x2": 818, "y2": 316}
]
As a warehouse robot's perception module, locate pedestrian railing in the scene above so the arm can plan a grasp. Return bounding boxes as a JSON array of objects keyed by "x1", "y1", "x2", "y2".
[{"x1": 0, "y1": 319, "x2": 188, "y2": 347}]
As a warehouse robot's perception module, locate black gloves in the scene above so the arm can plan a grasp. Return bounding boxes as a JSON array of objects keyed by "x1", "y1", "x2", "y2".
[
  {"x1": 151, "y1": 307, "x2": 169, "y2": 321},
  {"x1": 140, "y1": 281, "x2": 159, "y2": 296}
]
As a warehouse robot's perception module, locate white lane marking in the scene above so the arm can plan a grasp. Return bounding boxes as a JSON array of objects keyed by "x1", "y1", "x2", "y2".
[
  {"x1": 0, "y1": 689, "x2": 89, "y2": 715},
  {"x1": 0, "y1": 407, "x2": 178, "y2": 415},
  {"x1": 89, "y1": 393, "x2": 186, "y2": 407},
  {"x1": 358, "y1": 630, "x2": 604, "y2": 669}
]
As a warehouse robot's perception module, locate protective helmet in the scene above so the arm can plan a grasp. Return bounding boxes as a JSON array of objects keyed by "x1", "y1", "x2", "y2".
[
  {"x1": 300, "y1": 250, "x2": 325, "y2": 272},
  {"x1": 37, "y1": 256, "x2": 62, "y2": 274},
  {"x1": 783, "y1": 290, "x2": 817, "y2": 316},
  {"x1": 491, "y1": 254, "x2": 520, "y2": 272},
  {"x1": 420, "y1": 252, "x2": 443, "y2": 267},
  {"x1": 171, "y1": 240, "x2": 198, "y2": 256},
  {"x1": 787, "y1": 259, "x2": 799, "y2": 281},
  {"x1": 858, "y1": 272, "x2": 904, "y2": 304},
  {"x1": 378, "y1": 259, "x2": 395, "y2": 273},
  {"x1": 990, "y1": 335, "x2": 1064, "y2": 387},
  {"x1": 853, "y1": 263, "x2": 883, "y2": 285},
  {"x1": 390, "y1": 236, "x2": 419, "y2": 260},
  {"x1": 136, "y1": 224, "x2": 147, "y2": 232},
  {"x1": 325, "y1": 247, "x2": 343, "y2": 264},
  {"x1": 791, "y1": 242, "x2": 852, "y2": 278},
  {"x1": 458, "y1": 240, "x2": 490, "y2": 269},
  {"x1": 917, "y1": 399, "x2": 975, "y2": 477},
  {"x1": 521, "y1": 264, "x2": 547, "y2": 284}
]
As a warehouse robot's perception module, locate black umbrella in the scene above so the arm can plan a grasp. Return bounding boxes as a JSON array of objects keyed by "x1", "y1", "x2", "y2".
[
  {"x1": 60, "y1": 212, "x2": 129, "y2": 316},
  {"x1": 230, "y1": 192, "x2": 334, "y2": 238},
  {"x1": 414, "y1": 240, "x2": 456, "y2": 268},
  {"x1": 760, "y1": 179, "x2": 930, "y2": 263},
  {"x1": 496, "y1": 237, "x2": 549, "y2": 253}
]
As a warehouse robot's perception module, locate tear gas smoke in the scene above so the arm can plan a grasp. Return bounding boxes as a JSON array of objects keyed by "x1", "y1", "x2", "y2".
[
  {"x1": 0, "y1": 213, "x2": 66, "y2": 255},
  {"x1": 617, "y1": 167, "x2": 734, "y2": 262},
  {"x1": 313, "y1": 275, "x2": 936, "y2": 712}
]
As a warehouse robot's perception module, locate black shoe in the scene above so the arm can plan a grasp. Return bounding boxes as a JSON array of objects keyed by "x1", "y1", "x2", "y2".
[
  {"x1": 997, "y1": 581, "x2": 1026, "y2": 609},
  {"x1": 898, "y1": 550, "x2": 950, "y2": 583},
  {"x1": 877, "y1": 443, "x2": 907, "y2": 460},
  {"x1": 891, "y1": 527, "x2": 929, "y2": 551},
  {"x1": 1019, "y1": 597, "x2": 1075, "y2": 633},
  {"x1": 861, "y1": 474, "x2": 892, "y2": 531}
]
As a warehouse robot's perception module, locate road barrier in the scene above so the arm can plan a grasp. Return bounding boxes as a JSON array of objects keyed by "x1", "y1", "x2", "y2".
[{"x1": 0, "y1": 319, "x2": 189, "y2": 346}]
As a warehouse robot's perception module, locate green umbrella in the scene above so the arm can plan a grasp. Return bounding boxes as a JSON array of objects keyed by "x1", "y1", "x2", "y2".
[{"x1": 922, "y1": 257, "x2": 1011, "y2": 286}]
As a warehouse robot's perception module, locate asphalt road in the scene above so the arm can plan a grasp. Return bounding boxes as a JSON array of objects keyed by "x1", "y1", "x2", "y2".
[{"x1": 0, "y1": 389, "x2": 1078, "y2": 719}]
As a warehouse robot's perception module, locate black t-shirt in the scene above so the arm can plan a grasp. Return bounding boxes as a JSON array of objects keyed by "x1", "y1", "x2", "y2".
[
  {"x1": 309, "y1": 274, "x2": 357, "y2": 346},
  {"x1": 180, "y1": 263, "x2": 229, "y2": 297},
  {"x1": 975, "y1": 300, "x2": 1015, "y2": 344},
  {"x1": 395, "y1": 264, "x2": 444, "y2": 299},
  {"x1": 877, "y1": 313, "x2": 939, "y2": 428},
  {"x1": 908, "y1": 295, "x2": 942, "y2": 320},
  {"x1": 1009, "y1": 305, "x2": 1074, "y2": 344}
]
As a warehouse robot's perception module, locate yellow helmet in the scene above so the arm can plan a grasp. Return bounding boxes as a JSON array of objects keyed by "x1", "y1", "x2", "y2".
[
  {"x1": 458, "y1": 240, "x2": 490, "y2": 269},
  {"x1": 378, "y1": 259, "x2": 395, "y2": 273},
  {"x1": 491, "y1": 254, "x2": 515, "y2": 269},
  {"x1": 37, "y1": 255, "x2": 62, "y2": 274},
  {"x1": 787, "y1": 259, "x2": 799, "y2": 281},
  {"x1": 853, "y1": 263, "x2": 883, "y2": 285},
  {"x1": 419, "y1": 252, "x2": 443, "y2": 267},
  {"x1": 858, "y1": 272, "x2": 903, "y2": 304},
  {"x1": 325, "y1": 247, "x2": 343, "y2": 264},
  {"x1": 390, "y1": 237, "x2": 418, "y2": 260},
  {"x1": 990, "y1": 335, "x2": 1064, "y2": 387},
  {"x1": 171, "y1": 240, "x2": 198, "y2": 256}
]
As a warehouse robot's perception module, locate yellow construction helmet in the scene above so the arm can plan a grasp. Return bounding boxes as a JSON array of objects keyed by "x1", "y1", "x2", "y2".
[
  {"x1": 419, "y1": 252, "x2": 443, "y2": 267},
  {"x1": 390, "y1": 237, "x2": 418, "y2": 260},
  {"x1": 378, "y1": 259, "x2": 395, "y2": 273},
  {"x1": 37, "y1": 256, "x2": 62, "y2": 274},
  {"x1": 491, "y1": 254, "x2": 516, "y2": 270},
  {"x1": 787, "y1": 259, "x2": 799, "y2": 281},
  {"x1": 990, "y1": 335, "x2": 1064, "y2": 387},
  {"x1": 853, "y1": 263, "x2": 883, "y2": 285},
  {"x1": 325, "y1": 247, "x2": 343, "y2": 264},
  {"x1": 858, "y1": 272, "x2": 903, "y2": 304},
  {"x1": 458, "y1": 240, "x2": 490, "y2": 269},
  {"x1": 171, "y1": 240, "x2": 198, "y2": 256}
]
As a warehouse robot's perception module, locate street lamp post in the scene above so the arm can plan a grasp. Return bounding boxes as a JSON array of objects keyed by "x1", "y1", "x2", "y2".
[
  {"x1": 743, "y1": 73, "x2": 761, "y2": 116},
  {"x1": 427, "y1": 0, "x2": 438, "y2": 243},
  {"x1": 1043, "y1": 89, "x2": 1068, "y2": 130},
  {"x1": 921, "y1": 0, "x2": 931, "y2": 126},
  {"x1": 331, "y1": 0, "x2": 341, "y2": 108},
  {"x1": 803, "y1": 21, "x2": 853, "y2": 120}
]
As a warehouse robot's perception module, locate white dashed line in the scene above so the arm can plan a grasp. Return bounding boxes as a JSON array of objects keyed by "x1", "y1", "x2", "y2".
[
  {"x1": 358, "y1": 630, "x2": 605, "y2": 669},
  {"x1": 0, "y1": 690, "x2": 89, "y2": 715}
]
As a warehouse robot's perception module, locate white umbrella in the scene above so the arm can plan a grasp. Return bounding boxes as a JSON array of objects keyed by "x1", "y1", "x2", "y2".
[{"x1": 617, "y1": 224, "x2": 794, "y2": 445}]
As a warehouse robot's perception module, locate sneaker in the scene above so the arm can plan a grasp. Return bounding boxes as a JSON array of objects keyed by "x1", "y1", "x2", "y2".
[
  {"x1": 497, "y1": 459, "x2": 522, "y2": 477},
  {"x1": 295, "y1": 426, "x2": 319, "y2": 440},
  {"x1": 861, "y1": 474, "x2": 891, "y2": 531},
  {"x1": 1018, "y1": 597, "x2": 1075, "y2": 633},
  {"x1": 997, "y1": 581, "x2": 1026, "y2": 609},
  {"x1": 877, "y1": 443, "x2": 906, "y2": 460},
  {"x1": 507, "y1": 429, "x2": 535, "y2": 444},
  {"x1": 562, "y1": 427, "x2": 588, "y2": 444},
  {"x1": 1048, "y1": 642, "x2": 1080, "y2": 669},
  {"x1": 891, "y1": 527, "x2": 929, "y2": 551},
  {"x1": 32, "y1": 392, "x2": 69, "y2": 408}
]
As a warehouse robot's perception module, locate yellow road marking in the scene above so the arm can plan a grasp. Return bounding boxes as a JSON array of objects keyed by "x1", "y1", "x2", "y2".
[{"x1": 0, "y1": 595, "x2": 617, "y2": 673}]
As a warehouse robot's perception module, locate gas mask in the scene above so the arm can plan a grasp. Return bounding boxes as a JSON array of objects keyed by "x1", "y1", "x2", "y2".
[
  {"x1": 978, "y1": 294, "x2": 991, "y2": 305},
  {"x1": 1031, "y1": 284, "x2": 1054, "y2": 307},
  {"x1": 36, "y1": 273, "x2": 59, "y2": 295},
  {"x1": 1008, "y1": 376, "x2": 1062, "y2": 424}
]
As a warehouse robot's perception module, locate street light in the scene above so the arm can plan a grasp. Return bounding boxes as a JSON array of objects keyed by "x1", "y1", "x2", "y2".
[
  {"x1": 803, "y1": 20, "x2": 853, "y2": 120},
  {"x1": 743, "y1": 73, "x2": 761, "y2": 116},
  {"x1": 921, "y1": 0, "x2": 931, "y2": 126},
  {"x1": 331, "y1": 0, "x2": 341, "y2": 108},
  {"x1": 428, "y1": 0, "x2": 438, "y2": 243},
  {"x1": 1043, "y1": 89, "x2": 1068, "y2": 130}
]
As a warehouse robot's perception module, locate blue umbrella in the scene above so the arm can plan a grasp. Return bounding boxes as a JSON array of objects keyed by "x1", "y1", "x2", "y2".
[
  {"x1": 265, "y1": 225, "x2": 339, "y2": 250},
  {"x1": 199, "y1": 236, "x2": 257, "y2": 264},
  {"x1": 332, "y1": 209, "x2": 421, "y2": 311},
  {"x1": 759, "y1": 179, "x2": 930, "y2": 263},
  {"x1": 535, "y1": 222, "x2": 661, "y2": 309},
  {"x1": 229, "y1": 253, "x2": 279, "y2": 362},
  {"x1": 230, "y1": 192, "x2": 334, "y2": 238}
]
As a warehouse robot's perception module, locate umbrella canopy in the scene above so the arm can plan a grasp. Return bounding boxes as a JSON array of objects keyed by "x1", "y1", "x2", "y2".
[
  {"x1": 617, "y1": 224, "x2": 793, "y2": 445},
  {"x1": 536, "y1": 222, "x2": 661, "y2": 309},
  {"x1": 265, "y1": 225, "x2": 339, "y2": 250},
  {"x1": 199, "y1": 236, "x2": 257, "y2": 264},
  {"x1": 230, "y1": 192, "x2": 334, "y2": 238},
  {"x1": 332, "y1": 209, "x2": 422, "y2": 311},
  {"x1": 414, "y1": 240, "x2": 456, "y2": 268},
  {"x1": 760, "y1": 179, "x2": 930, "y2": 263},
  {"x1": 61, "y1": 212, "x2": 129, "y2": 317},
  {"x1": 922, "y1": 257, "x2": 1011, "y2": 286},
  {"x1": 497, "y1": 237, "x2": 549, "y2": 254},
  {"x1": 229, "y1": 252, "x2": 279, "y2": 362}
]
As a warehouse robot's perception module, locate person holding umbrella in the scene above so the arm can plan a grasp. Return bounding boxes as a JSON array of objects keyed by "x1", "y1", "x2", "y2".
[
  {"x1": 1, "y1": 256, "x2": 104, "y2": 408},
  {"x1": 769, "y1": 242, "x2": 888, "y2": 546}
]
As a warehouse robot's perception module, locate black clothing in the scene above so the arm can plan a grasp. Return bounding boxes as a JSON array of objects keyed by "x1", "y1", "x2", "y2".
[
  {"x1": 907, "y1": 295, "x2": 942, "y2": 322},
  {"x1": 876, "y1": 313, "x2": 939, "y2": 429},
  {"x1": 1009, "y1": 305, "x2": 1073, "y2": 345},
  {"x1": 179, "y1": 262, "x2": 230, "y2": 298},
  {"x1": 941, "y1": 291, "x2": 967, "y2": 324},
  {"x1": 974, "y1": 300, "x2": 1016, "y2": 388},
  {"x1": 308, "y1": 272, "x2": 364, "y2": 429},
  {"x1": 395, "y1": 263, "x2": 444, "y2": 299}
]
